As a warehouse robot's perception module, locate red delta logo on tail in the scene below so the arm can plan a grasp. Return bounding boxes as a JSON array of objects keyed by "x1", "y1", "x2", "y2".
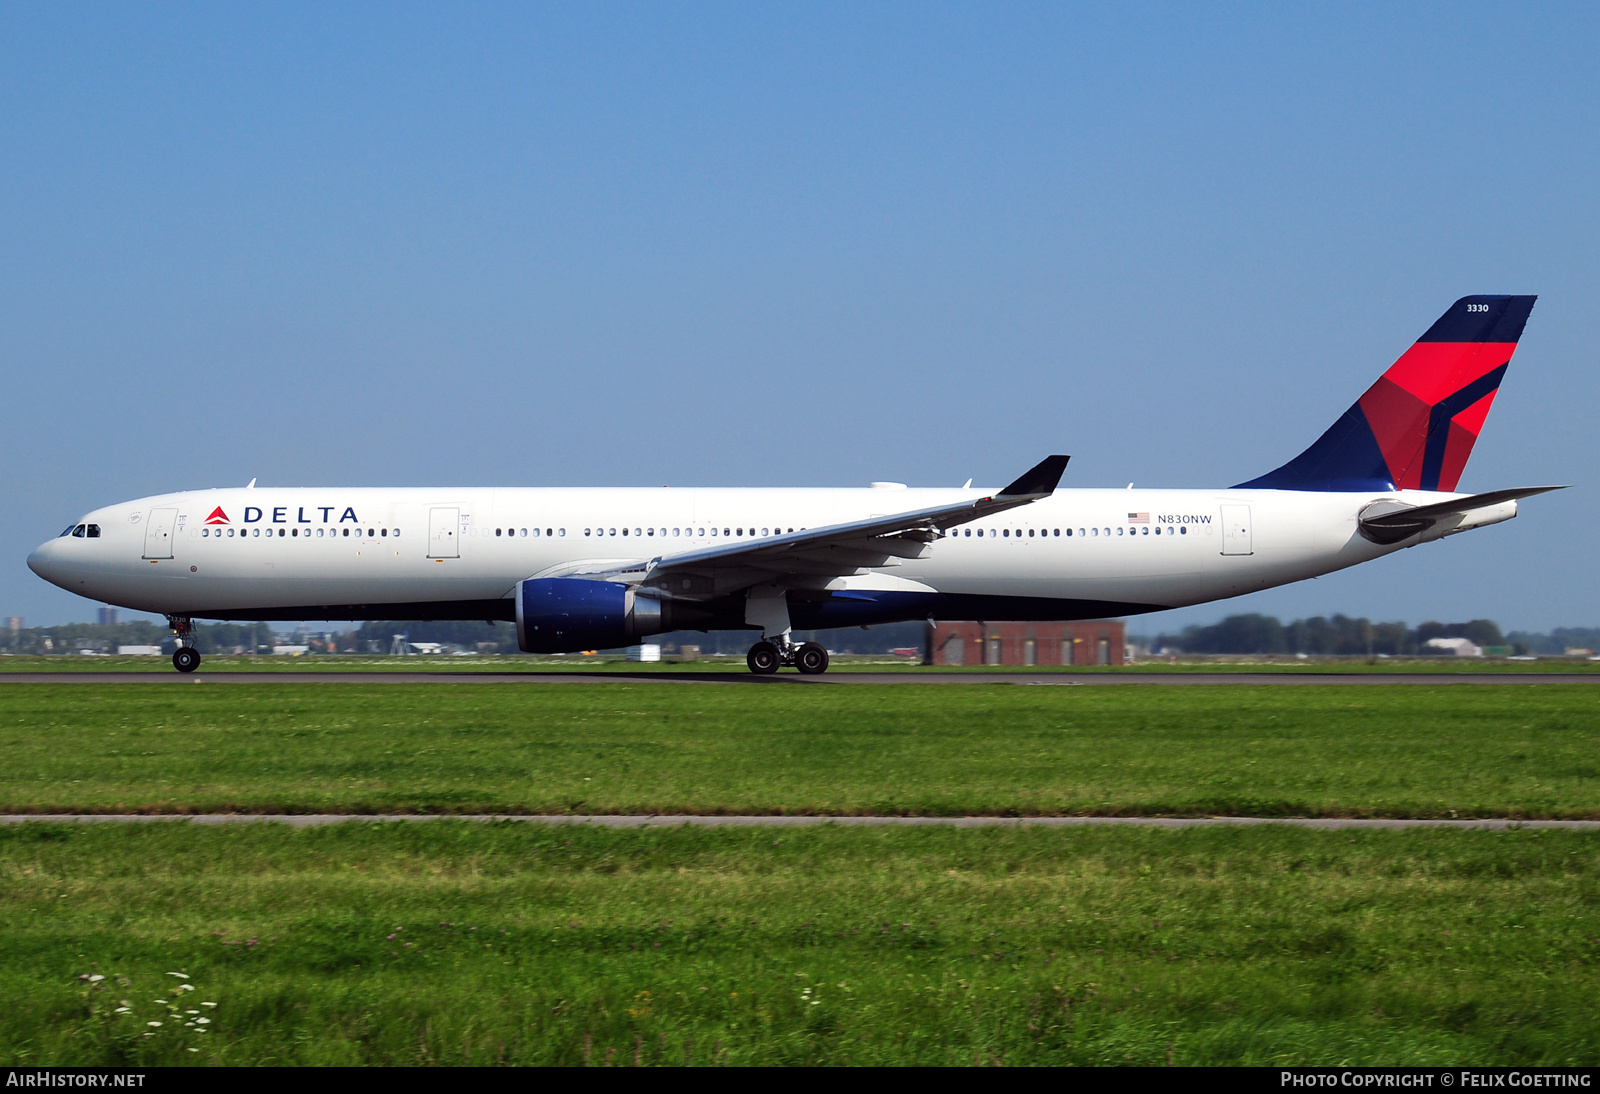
[
  {"x1": 1238, "y1": 296, "x2": 1536, "y2": 493},
  {"x1": 204, "y1": 507, "x2": 230, "y2": 526}
]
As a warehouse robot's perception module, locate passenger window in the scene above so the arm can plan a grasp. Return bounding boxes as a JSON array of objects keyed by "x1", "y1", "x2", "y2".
[
  {"x1": 635, "y1": 528, "x2": 642, "y2": 537},
  {"x1": 558, "y1": 528, "x2": 565, "y2": 536}
]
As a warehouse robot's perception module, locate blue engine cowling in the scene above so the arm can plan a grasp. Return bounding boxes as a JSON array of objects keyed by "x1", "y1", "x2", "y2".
[{"x1": 514, "y1": 578, "x2": 668, "y2": 653}]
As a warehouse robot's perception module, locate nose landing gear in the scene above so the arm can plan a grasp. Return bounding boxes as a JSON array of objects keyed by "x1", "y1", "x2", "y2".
[
  {"x1": 745, "y1": 637, "x2": 830, "y2": 676},
  {"x1": 167, "y1": 615, "x2": 202, "y2": 673}
]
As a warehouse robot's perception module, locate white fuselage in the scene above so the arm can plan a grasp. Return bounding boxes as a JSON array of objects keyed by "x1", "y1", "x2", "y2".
[{"x1": 27, "y1": 484, "x2": 1517, "y2": 623}]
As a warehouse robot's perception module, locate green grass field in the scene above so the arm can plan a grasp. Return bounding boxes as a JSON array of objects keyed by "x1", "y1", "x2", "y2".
[
  {"x1": 4, "y1": 822, "x2": 1596, "y2": 1066},
  {"x1": 1, "y1": 683, "x2": 1596, "y2": 817},
  {"x1": 3, "y1": 681, "x2": 1597, "y2": 1066}
]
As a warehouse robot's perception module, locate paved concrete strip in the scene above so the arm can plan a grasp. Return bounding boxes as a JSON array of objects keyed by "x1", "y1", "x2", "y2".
[
  {"x1": 3, "y1": 671, "x2": 1598, "y2": 685},
  {"x1": 1, "y1": 814, "x2": 1595, "y2": 830}
]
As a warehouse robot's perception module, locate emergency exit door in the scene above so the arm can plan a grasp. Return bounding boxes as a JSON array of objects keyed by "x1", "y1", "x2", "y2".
[
  {"x1": 142, "y1": 508, "x2": 177, "y2": 559},
  {"x1": 428, "y1": 507, "x2": 460, "y2": 558},
  {"x1": 1220, "y1": 504, "x2": 1253, "y2": 555}
]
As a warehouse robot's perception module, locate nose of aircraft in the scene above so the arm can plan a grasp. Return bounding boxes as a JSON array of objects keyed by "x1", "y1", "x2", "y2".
[{"x1": 27, "y1": 539, "x2": 63, "y2": 587}]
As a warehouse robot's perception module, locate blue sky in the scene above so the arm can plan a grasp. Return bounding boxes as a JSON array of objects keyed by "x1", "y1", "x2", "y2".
[{"x1": 4, "y1": 3, "x2": 1596, "y2": 632}]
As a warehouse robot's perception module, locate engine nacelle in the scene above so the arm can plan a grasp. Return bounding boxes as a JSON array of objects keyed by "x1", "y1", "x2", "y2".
[{"x1": 514, "y1": 578, "x2": 671, "y2": 653}]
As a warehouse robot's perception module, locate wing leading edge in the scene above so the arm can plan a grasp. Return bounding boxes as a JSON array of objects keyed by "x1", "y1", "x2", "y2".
[{"x1": 537, "y1": 455, "x2": 1069, "y2": 599}]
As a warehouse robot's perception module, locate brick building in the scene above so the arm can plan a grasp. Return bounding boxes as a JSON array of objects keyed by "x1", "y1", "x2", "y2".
[{"x1": 926, "y1": 619, "x2": 1126, "y2": 667}]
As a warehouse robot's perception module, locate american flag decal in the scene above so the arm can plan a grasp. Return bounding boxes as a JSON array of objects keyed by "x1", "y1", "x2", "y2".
[{"x1": 1128, "y1": 512, "x2": 1149, "y2": 523}]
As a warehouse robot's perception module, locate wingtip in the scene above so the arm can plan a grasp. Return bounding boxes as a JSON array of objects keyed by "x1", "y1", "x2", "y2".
[{"x1": 998, "y1": 454, "x2": 1070, "y2": 498}]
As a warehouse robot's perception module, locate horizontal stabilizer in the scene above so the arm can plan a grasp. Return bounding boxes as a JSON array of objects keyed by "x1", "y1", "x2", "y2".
[{"x1": 1358, "y1": 486, "x2": 1566, "y2": 544}]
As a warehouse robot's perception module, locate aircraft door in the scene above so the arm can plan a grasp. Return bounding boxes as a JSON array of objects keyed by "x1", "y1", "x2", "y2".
[
  {"x1": 1220, "y1": 504, "x2": 1253, "y2": 555},
  {"x1": 428, "y1": 507, "x2": 460, "y2": 558},
  {"x1": 142, "y1": 508, "x2": 177, "y2": 559}
]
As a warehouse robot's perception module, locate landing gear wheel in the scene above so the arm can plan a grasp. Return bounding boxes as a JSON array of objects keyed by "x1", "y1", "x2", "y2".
[
  {"x1": 746, "y1": 640, "x2": 780, "y2": 675},
  {"x1": 795, "y1": 642, "x2": 830, "y2": 675},
  {"x1": 172, "y1": 647, "x2": 201, "y2": 674}
]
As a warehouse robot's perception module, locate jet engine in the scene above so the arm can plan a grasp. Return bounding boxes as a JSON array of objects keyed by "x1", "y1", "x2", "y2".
[{"x1": 514, "y1": 578, "x2": 676, "y2": 653}]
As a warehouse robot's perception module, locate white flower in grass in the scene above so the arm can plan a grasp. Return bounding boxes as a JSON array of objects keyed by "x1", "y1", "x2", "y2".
[
  {"x1": 147, "y1": 1021, "x2": 162, "y2": 1027},
  {"x1": 186, "y1": 1009, "x2": 199, "y2": 1015},
  {"x1": 88, "y1": 975, "x2": 105, "y2": 982},
  {"x1": 166, "y1": 972, "x2": 189, "y2": 979},
  {"x1": 201, "y1": 1002, "x2": 216, "y2": 1008},
  {"x1": 154, "y1": 999, "x2": 167, "y2": 1004},
  {"x1": 196, "y1": 1018, "x2": 210, "y2": 1025}
]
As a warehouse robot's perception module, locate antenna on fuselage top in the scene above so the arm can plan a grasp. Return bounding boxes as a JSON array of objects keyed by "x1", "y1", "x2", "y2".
[
  {"x1": 962, "y1": 478, "x2": 972, "y2": 489},
  {"x1": 245, "y1": 478, "x2": 257, "y2": 489}
]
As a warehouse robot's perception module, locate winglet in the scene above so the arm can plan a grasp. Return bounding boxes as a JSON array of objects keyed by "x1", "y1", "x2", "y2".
[{"x1": 997, "y1": 455, "x2": 1069, "y2": 498}]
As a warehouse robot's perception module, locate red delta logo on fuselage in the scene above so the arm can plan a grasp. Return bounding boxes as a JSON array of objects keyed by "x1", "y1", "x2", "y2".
[{"x1": 204, "y1": 507, "x2": 230, "y2": 526}]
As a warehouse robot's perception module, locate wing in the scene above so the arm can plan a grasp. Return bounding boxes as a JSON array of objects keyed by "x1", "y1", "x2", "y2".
[{"x1": 542, "y1": 455, "x2": 1069, "y2": 600}]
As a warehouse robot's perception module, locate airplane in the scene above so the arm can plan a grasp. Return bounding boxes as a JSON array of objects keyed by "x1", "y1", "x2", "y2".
[{"x1": 29, "y1": 295, "x2": 1561, "y2": 676}]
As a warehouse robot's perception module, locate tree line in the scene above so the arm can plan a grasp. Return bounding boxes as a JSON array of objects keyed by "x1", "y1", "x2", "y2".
[{"x1": 1149, "y1": 614, "x2": 1600, "y2": 657}]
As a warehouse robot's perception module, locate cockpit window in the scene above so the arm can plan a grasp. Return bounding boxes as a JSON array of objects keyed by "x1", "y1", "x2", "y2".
[
  {"x1": 71, "y1": 524, "x2": 86, "y2": 538},
  {"x1": 60, "y1": 525, "x2": 76, "y2": 537},
  {"x1": 86, "y1": 524, "x2": 100, "y2": 538}
]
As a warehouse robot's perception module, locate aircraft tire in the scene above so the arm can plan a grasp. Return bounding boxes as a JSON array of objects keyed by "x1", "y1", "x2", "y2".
[
  {"x1": 746, "y1": 641, "x2": 780, "y2": 675},
  {"x1": 795, "y1": 642, "x2": 830, "y2": 675},
  {"x1": 172, "y1": 647, "x2": 201, "y2": 673}
]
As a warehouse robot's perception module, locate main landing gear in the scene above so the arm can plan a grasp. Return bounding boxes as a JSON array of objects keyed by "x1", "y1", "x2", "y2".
[
  {"x1": 746, "y1": 638, "x2": 830, "y2": 676},
  {"x1": 167, "y1": 615, "x2": 202, "y2": 674}
]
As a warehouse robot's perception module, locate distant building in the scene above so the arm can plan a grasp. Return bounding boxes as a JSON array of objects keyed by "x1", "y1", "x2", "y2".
[
  {"x1": 5, "y1": 617, "x2": 20, "y2": 633},
  {"x1": 1425, "y1": 636, "x2": 1482, "y2": 657},
  {"x1": 117, "y1": 645, "x2": 162, "y2": 656},
  {"x1": 927, "y1": 620, "x2": 1126, "y2": 667},
  {"x1": 97, "y1": 606, "x2": 119, "y2": 626}
]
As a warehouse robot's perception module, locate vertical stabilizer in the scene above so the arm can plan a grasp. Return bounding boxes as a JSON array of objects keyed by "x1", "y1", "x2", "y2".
[{"x1": 1237, "y1": 295, "x2": 1536, "y2": 492}]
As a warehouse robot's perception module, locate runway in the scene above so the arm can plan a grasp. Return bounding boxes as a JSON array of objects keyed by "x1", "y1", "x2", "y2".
[
  {"x1": 3, "y1": 670, "x2": 1599, "y2": 685},
  {"x1": 2, "y1": 813, "x2": 1595, "y2": 829}
]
